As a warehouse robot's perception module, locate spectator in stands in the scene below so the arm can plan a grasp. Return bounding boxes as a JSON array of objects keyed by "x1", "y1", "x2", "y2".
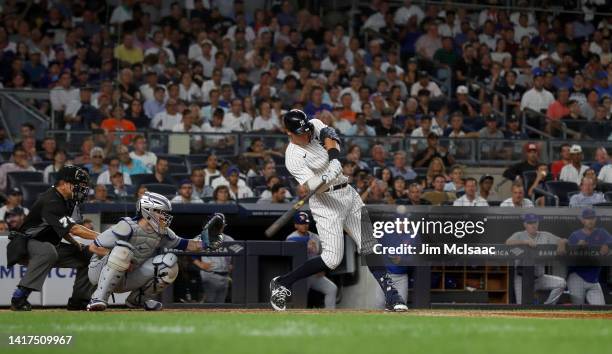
[
  {"x1": 0, "y1": 188, "x2": 29, "y2": 220},
  {"x1": 201, "y1": 108, "x2": 232, "y2": 148},
  {"x1": 225, "y1": 166, "x2": 253, "y2": 200},
  {"x1": 569, "y1": 176, "x2": 605, "y2": 207},
  {"x1": 258, "y1": 184, "x2": 288, "y2": 204},
  {"x1": 389, "y1": 151, "x2": 417, "y2": 181},
  {"x1": 190, "y1": 168, "x2": 210, "y2": 200},
  {"x1": 96, "y1": 157, "x2": 132, "y2": 186},
  {"x1": 0, "y1": 147, "x2": 36, "y2": 192},
  {"x1": 444, "y1": 165, "x2": 465, "y2": 192},
  {"x1": 211, "y1": 185, "x2": 232, "y2": 204},
  {"x1": 91, "y1": 184, "x2": 111, "y2": 203},
  {"x1": 64, "y1": 86, "x2": 103, "y2": 130},
  {"x1": 223, "y1": 98, "x2": 252, "y2": 132},
  {"x1": 503, "y1": 143, "x2": 540, "y2": 182},
  {"x1": 72, "y1": 137, "x2": 94, "y2": 165},
  {"x1": 49, "y1": 72, "x2": 79, "y2": 127},
  {"x1": 520, "y1": 72, "x2": 555, "y2": 129},
  {"x1": 126, "y1": 99, "x2": 149, "y2": 129},
  {"x1": 42, "y1": 149, "x2": 67, "y2": 184},
  {"x1": 495, "y1": 71, "x2": 525, "y2": 116},
  {"x1": 581, "y1": 105, "x2": 611, "y2": 140},
  {"x1": 140, "y1": 157, "x2": 174, "y2": 185},
  {"x1": 110, "y1": 172, "x2": 132, "y2": 198},
  {"x1": 259, "y1": 176, "x2": 292, "y2": 202},
  {"x1": 423, "y1": 174, "x2": 457, "y2": 205},
  {"x1": 143, "y1": 86, "x2": 167, "y2": 120},
  {"x1": 253, "y1": 101, "x2": 281, "y2": 132},
  {"x1": 84, "y1": 147, "x2": 107, "y2": 175},
  {"x1": 172, "y1": 109, "x2": 203, "y2": 150},
  {"x1": 4, "y1": 206, "x2": 26, "y2": 231},
  {"x1": 0, "y1": 127, "x2": 14, "y2": 153},
  {"x1": 345, "y1": 145, "x2": 369, "y2": 172},
  {"x1": 151, "y1": 98, "x2": 182, "y2": 131},
  {"x1": 360, "y1": 178, "x2": 388, "y2": 204},
  {"x1": 527, "y1": 163, "x2": 552, "y2": 207},
  {"x1": 415, "y1": 20, "x2": 442, "y2": 60},
  {"x1": 171, "y1": 180, "x2": 204, "y2": 204},
  {"x1": 410, "y1": 71, "x2": 442, "y2": 98},
  {"x1": 453, "y1": 177, "x2": 489, "y2": 206},
  {"x1": 590, "y1": 147, "x2": 610, "y2": 175},
  {"x1": 425, "y1": 157, "x2": 448, "y2": 188},
  {"x1": 551, "y1": 143, "x2": 571, "y2": 180},
  {"x1": 410, "y1": 115, "x2": 434, "y2": 153},
  {"x1": 129, "y1": 135, "x2": 157, "y2": 172},
  {"x1": 368, "y1": 144, "x2": 388, "y2": 173},
  {"x1": 38, "y1": 137, "x2": 57, "y2": 162},
  {"x1": 117, "y1": 145, "x2": 149, "y2": 175},
  {"x1": 560, "y1": 144, "x2": 589, "y2": 185},
  {"x1": 388, "y1": 176, "x2": 408, "y2": 201},
  {"x1": 202, "y1": 154, "x2": 221, "y2": 187},
  {"x1": 114, "y1": 32, "x2": 143, "y2": 65},
  {"x1": 478, "y1": 175, "x2": 497, "y2": 202},
  {"x1": 479, "y1": 115, "x2": 504, "y2": 159},
  {"x1": 100, "y1": 105, "x2": 137, "y2": 146},
  {"x1": 500, "y1": 183, "x2": 534, "y2": 208},
  {"x1": 374, "y1": 108, "x2": 402, "y2": 136},
  {"x1": 413, "y1": 132, "x2": 454, "y2": 168},
  {"x1": 405, "y1": 183, "x2": 430, "y2": 205}
]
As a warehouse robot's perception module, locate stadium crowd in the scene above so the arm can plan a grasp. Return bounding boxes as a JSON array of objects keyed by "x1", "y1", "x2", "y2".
[{"x1": 0, "y1": 0, "x2": 611, "y2": 214}]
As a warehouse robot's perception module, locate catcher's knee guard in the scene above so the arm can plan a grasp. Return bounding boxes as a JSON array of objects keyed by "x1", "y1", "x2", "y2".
[
  {"x1": 91, "y1": 241, "x2": 134, "y2": 303},
  {"x1": 126, "y1": 253, "x2": 178, "y2": 307}
]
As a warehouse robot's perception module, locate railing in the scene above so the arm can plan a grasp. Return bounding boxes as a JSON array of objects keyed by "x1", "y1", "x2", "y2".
[{"x1": 0, "y1": 91, "x2": 50, "y2": 141}]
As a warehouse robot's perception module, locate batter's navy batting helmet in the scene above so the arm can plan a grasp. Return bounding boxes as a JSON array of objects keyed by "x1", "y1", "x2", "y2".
[{"x1": 283, "y1": 109, "x2": 312, "y2": 135}]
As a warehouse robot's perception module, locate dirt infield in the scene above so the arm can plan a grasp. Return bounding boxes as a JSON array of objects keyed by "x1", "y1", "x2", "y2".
[{"x1": 2, "y1": 308, "x2": 611, "y2": 319}]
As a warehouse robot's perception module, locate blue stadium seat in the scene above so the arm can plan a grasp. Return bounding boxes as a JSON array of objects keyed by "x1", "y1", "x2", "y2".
[
  {"x1": 142, "y1": 183, "x2": 178, "y2": 198},
  {"x1": 248, "y1": 175, "x2": 266, "y2": 188},
  {"x1": 21, "y1": 182, "x2": 51, "y2": 208},
  {"x1": 157, "y1": 154, "x2": 186, "y2": 165},
  {"x1": 131, "y1": 173, "x2": 153, "y2": 187},
  {"x1": 7, "y1": 171, "x2": 44, "y2": 192},
  {"x1": 167, "y1": 163, "x2": 188, "y2": 174},
  {"x1": 545, "y1": 181, "x2": 579, "y2": 206}
]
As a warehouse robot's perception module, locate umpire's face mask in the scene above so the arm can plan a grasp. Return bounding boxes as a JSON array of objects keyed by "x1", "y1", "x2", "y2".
[{"x1": 71, "y1": 182, "x2": 90, "y2": 203}]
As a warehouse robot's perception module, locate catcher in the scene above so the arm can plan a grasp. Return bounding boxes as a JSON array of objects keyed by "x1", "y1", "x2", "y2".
[{"x1": 87, "y1": 192, "x2": 224, "y2": 311}]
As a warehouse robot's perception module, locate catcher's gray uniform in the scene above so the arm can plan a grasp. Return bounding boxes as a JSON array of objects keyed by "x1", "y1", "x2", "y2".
[
  {"x1": 88, "y1": 217, "x2": 184, "y2": 304},
  {"x1": 506, "y1": 230, "x2": 566, "y2": 304}
]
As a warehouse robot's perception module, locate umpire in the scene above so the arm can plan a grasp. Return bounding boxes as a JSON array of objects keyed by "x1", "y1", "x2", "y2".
[{"x1": 8, "y1": 165, "x2": 99, "y2": 311}]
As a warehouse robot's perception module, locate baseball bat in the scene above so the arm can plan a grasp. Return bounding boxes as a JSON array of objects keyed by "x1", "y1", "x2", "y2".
[{"x1": 264, "y1": 181, "x2": 326, "y2": 238}]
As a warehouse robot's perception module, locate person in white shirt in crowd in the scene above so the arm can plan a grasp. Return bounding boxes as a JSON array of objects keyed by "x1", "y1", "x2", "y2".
[
  {"x1": 201, "y1": 68, "x2": 223, "y2": 103},
  {"x1": 257, "y1": 184, "x2": 289, "y2": 204},
  {"x1": 201, "y1": 108, "x2": 232, "y2": 148},
  {"x1": 144, "y1": 30, "x2": 176, "y2": 64},
  {"x1": 203, "y1": 154, "x2": 221, "y2": 186},
  {"x1": 514, "y1": 12, "x2": 538, "y2": 42},
  {"x1": 224, "y1": 166, "x2": 253, "y2": 200},
  {"x1": 560, "y1": 144, "x2": 589, "y2": 185},
  {"x1": 258, "y1": 176, "x2": 293, "y2": 202},
  {"x1": 520, "y1": 71, "x2": 555, "y2": 114},
  {"x1": 0, "y1": 188, "x2": 29, "y2": 220},
  {"x1": 190, "y1": 168, "x2": 212, "y2": 199},
  {"x1": 110, "y1": 171, "x2": 132, "y2": 198},
  {"x1": 569, "y1": 176, "x2": 605, "y2": 207},
  {"x1": 453, "y1": 177, "x2": 489, "y2": 206},
  {"x1": 410, "y1": 115, "x2": 435, "y2": 153},
  {"x1": 253, "y1": 100, "x2": 281, "y2": 132},
  {"x1": 394, "y1": 0, "x2": 424, "y2": 27},
  {"x1": 150, "y1": 98, "x2": 182, "y2": 131},
  {"x1": 193, "y1": 39, "x2": 216, "y2": 77},
  {"x1": 223, "y1": 98, "x2": 252, "y2": 131},
  {"x1": 178, "y1": 71, "x2": 202, "y2": 103},
  {"x1": 362, "y1": 1, "x2": 389, "y2": 32},
  {"x1": 172, "y1": 109, "x2": 203, "y2": 150},
  {"x1": 171, "y1": 179, "x2": 204, "y2": 204},
  {"x1": 500, "y1": 183, "x2": 535, "y2": 208},
  {"x1": 50, "y1": 72, "x2": 79, "y2": 117},
  {"x1": 43, "y1": 149, "x2": 67, "y2": 184},
  {"x1": 129, "y1": 135, "x2": 157, "y2": 172},
  {"x1": 96, "y1": 157, "x2": 132, "y2": 186},
  {"x1": 415, "y1": 20, "x2": 442, "y2": 60},
  {"x1": 410, "y1": 71, "x2": 443, "y2": 98},
  {"x1": 139, "y1": 71, "x2": 163, "y2": 102},
  {"x1": 277, "y1": 56, "x2": 300, "y2": 81}
]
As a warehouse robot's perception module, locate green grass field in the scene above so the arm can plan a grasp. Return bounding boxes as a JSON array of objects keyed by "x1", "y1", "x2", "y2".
[{"x1": 0, "y1": 310, "x2": 610, "y2": 354}]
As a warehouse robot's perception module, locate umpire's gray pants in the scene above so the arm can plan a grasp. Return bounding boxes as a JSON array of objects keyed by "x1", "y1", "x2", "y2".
[
  {"x1": 567, "y1": 272, "x2": 605, "y2": 305},
  {"x1": 201, "y1": 272, "x2": 229, "y2": 303},
  {"x1": 19, "y1": 239, "x2": 93, "y2": 300},
  {"x1": 514, "y1": 274, "x2": 566, "y2": 305},
  {"x1": 308, "y1": 275, "x2": 338, "y2": 309}
]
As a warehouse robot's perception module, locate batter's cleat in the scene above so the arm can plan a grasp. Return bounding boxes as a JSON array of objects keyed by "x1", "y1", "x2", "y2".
[
  {"x1": 10, "y1": 297, "x2": 32, "y2": 311},
  {"x1": 86, "y1": 299, "x2": 107, "y2": 311},
  {"x1": 385, "y1": 300, "x2": 409, "y2": 312},
  {"x1": 380, "y1": 275, "x2": 408, "y2": 312},
  {"x1": 67, "y1": 297, "x2": 89, "y2": 311},
  {"x1": 270, "y1": 276, "x2": 291, "y2": 311}
]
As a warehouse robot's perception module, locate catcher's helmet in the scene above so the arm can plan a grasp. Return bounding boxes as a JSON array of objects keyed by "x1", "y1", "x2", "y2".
[
  {"x1": 283, "y1": 109, "x2": 312, "y2": 135},
  {"x1": 56, "y1": 165, "x2": 90, "y2": 203}
]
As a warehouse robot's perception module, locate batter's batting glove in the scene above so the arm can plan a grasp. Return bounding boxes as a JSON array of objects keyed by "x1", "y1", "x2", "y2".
[
  {"x1": 200, "y1": 213, "x2": 225, "y2": 250},
  {"x1": 322, "y1": 159, "x2": 342, "y2": 182}
]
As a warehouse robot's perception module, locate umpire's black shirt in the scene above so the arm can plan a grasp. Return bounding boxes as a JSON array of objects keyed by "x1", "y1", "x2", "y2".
[{"x1": 20, "y1": 187, "x2": 77, "y2": 245}]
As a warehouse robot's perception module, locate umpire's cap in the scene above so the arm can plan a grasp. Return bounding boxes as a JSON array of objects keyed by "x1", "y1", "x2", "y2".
[{"x1": 283, "y1": 109, "x2": 312, "y2": 135}]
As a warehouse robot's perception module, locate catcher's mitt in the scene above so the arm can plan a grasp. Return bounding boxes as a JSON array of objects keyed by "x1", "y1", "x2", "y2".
[{"x1": 200, "y1": 213, "x2": 226, "y2": 250}]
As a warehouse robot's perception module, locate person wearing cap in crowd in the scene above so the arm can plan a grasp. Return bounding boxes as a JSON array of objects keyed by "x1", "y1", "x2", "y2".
[
  {"x1": 520, "y1": 71, "x2": 555, "y2": 130},
  {"x1": 413, "y1": 132, "x2": 455, "y2": 168},
  {"x1": 502, "y1": 142, "x2": 541, "y2": 182},
  {"x1": 451, "y1": 85, "x2": 477, "y2": 119},
  {"x1": 5, "y1": 206, "x2": 26, "y2": 231},
  {"x1": 0, "y1": 147, "x2": 37, "y2": 192},
  {"x1": 559, "y1": 144, "x2": 589, "y2": 185},
  {"x1": 502, "y1": 115, "x2": 529, "y2": 159},
  {"x1": 453, "y1": 177, "x2": 489, "y2": 206},
  {"x1": 171, "y1": 179, "x2": 204, "y2": 204},
  {"x1": 567, "y1": 208, "x2": 611, "y2": 305},
  {"x1": 479, "y1": 114, "x2": 504, "y2": 159},
  {"x1": 505, "y1": 213, "x2": 567, "y2": 305},
  {"x1": 0, "y1": 187, "x2": 30, "y2": 220},
  {"x1": 410, "y1": 70, "x2": 442, "y2": 98},
  {"x1": 374, "y1": 108, "x2": 402, "y2": 136},
  {"x1": 500, "y1": 182, "x2": 534, "y2": 207},
  {"x1": 569, "y1": 176, "x2": 605, "y2": 207},
  {"x1": 285, "y1": 211, "x2": 337, "y2": 309},
  {"x1": 223, "y1": 166, "x2": 253, "y2": 200}
]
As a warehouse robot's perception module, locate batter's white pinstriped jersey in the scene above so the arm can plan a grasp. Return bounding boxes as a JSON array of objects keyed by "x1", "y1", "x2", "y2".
[{"x1": 285, "y1": 119, "x2": 365, "y2": 269}]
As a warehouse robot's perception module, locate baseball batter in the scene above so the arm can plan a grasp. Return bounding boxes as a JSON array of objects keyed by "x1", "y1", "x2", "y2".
[
  {"x1": 269, "y1": 109, "x2": 408, "y2": 312},
  {"x1": 86, "y1": 192, "x2": 224, "y2": 311}
]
